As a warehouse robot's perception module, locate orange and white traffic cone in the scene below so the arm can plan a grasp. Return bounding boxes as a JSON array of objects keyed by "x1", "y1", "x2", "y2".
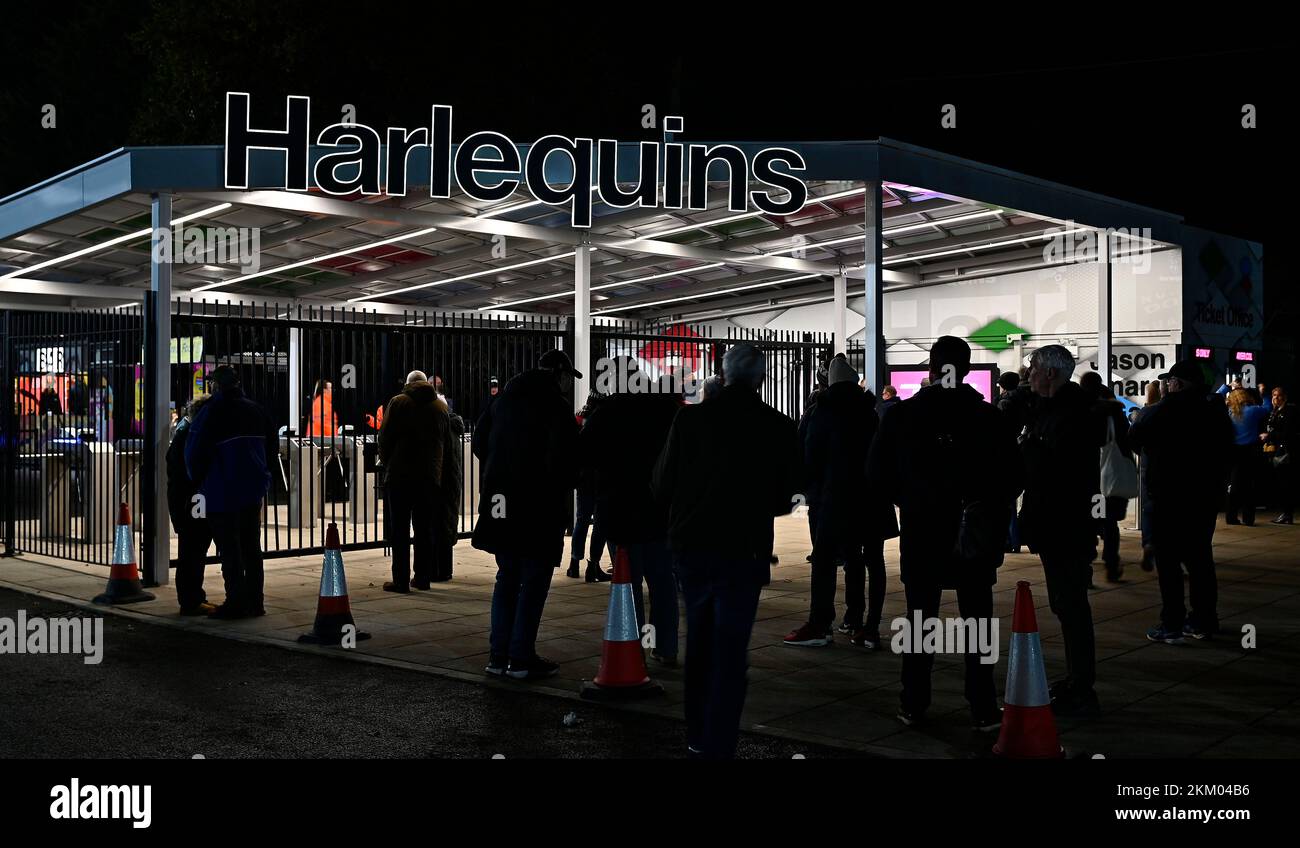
[
  {"x1": 994, "y1": 580, "x2": 1063, "y2": 758},
  {"x1": 581, "y1": 546, "x2": 664, "y2": 701},
  {"x1": 93, "y1": 503, "x2": 155, "y2": 605},
  {"x1": 299, "y1": 523, "x2": 370, "y2": 646}
]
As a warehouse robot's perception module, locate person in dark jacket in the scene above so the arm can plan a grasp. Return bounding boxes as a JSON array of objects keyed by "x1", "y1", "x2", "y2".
[
  {"x1": 875, "y1": 385, "x2": 900, "y2": 420},
  {"x1": 1263, "y1": 385, "x2": 1296, "y2": 523},
  {"x1": 786, "y1": 357, "x2": 898, "y2": 649},
  {"x1": 184, "y1": 365, "x2": 274, "y2": 620},
  {"x1": 652, "y1": 343, "x2": 800, "y2": 758},
  {"x1": 583, "y1": 357, "x2": 683, "y2": 664},
  {"x1": 867, "y1": 336, "x2": 1021, "y2": 731},
  {"x1": 378, "y1": 370, "x2": 453, "y2": 592},
  {"x1": 1130, "y1": 360, "x2": 1234, "y2": 643},
  {"x1": 1079, "y1": 370, "x2": 1133, "y2": 582},
  {"x1": 438, "y1": 408, "x2": 465, "y2": 581},
  {"x1": 472, "y1": 350, "x2": 581, "y2": 680},
  {"x1": 167, "y1": 394, "x2": 213, "y2": 615},
  {"x1": 570, "y1": 391, "x2": 614, "y2": 582},
  {"x1": 1020, "y1": 346, "x2": 1107, "y2": 715}
]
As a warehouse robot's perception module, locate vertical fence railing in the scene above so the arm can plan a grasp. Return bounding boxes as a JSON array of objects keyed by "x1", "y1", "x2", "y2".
[
  {"x1": 3, "y1": 306, "x2": 830, "y2": 570},
  {"x1": 588, "y1": 319, "x2": 833, "y2": 422},
  {"x1": 2, "y1": 306, "x2": 146, "y2": 566}
]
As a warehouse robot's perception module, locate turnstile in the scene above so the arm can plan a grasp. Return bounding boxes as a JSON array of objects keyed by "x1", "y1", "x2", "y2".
[{"x1": 39, "y1": 433, "x2": 116, "y2": 544}]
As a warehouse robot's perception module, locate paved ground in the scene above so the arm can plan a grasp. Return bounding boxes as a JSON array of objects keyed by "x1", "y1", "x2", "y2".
[
  {"x1": 2, "y1": 511, "x2": 1298, "y2": 758},
  {"x1": 0, "y1": 588, "x2": 845, "y2": 759}
]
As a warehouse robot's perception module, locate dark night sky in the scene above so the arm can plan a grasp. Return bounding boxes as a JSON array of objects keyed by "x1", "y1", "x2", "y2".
[{"x1": 0, "y1": 5, "x2": 1291, "y2": 345}]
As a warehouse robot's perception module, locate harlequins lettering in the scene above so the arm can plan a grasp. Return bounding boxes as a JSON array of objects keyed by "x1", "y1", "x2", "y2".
[{"x1": 223, "y1": 93, "x2": 808, "y2": 228}]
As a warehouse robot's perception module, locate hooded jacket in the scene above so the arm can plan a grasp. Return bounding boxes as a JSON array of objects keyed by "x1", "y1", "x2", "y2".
[
  {"x1": 378, "y1": 380, "x2": 451, "y2": 487},
  {"x1": 470, "y1": 368, "x2": 579, "y2": 557},
  {"x1": 1018, "y1": 380, "x2": 1104, "y2": 554}
]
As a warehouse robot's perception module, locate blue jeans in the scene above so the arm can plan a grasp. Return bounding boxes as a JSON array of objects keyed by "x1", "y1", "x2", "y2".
[
  {"x1": 677, "y1": 550, "x2": 764, "y2": 759},
  {"x1": 489, "y1": 554, "x2": 554, "y2": 662},
  {"x1": 623, "y1": 538, "x2": 679, "y2": 660}
]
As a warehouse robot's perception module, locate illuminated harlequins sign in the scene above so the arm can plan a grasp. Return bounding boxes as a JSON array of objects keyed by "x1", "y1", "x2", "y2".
[{"x1": 223, "y1": 93, "x2": 809, "y2": 228}]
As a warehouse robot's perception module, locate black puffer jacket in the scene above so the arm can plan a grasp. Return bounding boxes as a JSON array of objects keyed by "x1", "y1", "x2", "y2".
[
  {"x1": 471, "y1": 369, "x2": 579, "y2": 558},
  {"x1": 581, "y1": 389, "x2": 681, "y2": 544},
  {"x1": 867, "y1": 383, "x2": 1022, "y2": 585},
  {"x1": 378, "y1": 380, "x2": 450, "y2": 488},
  {"x1": 801, "y1": 381, "x2": 898, "y2": 545}
]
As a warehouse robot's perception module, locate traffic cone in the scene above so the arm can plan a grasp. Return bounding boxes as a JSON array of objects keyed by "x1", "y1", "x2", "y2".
[
  {"x1": 93, "y1": 503, "x2": 155, "y2": 605},
  {"x1": 581, "y1": 546, "x2": 663, "y2": 700},
  {"x1": 994, "y1": 580, "x2": 1063, "y2": 758},
  {"x1": 299, "y1": 523, "x2": 370, "y2": 646}
]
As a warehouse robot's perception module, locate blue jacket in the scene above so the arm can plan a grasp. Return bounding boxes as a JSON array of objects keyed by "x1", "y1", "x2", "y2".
[{"x1": 184, "y1": 386, "x2": 274, "y2": 514}]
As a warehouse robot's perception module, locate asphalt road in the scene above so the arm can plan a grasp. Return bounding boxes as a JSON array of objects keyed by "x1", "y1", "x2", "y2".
[{"x1": 0, "y1": 588, "x2": 847, "y2": 759}]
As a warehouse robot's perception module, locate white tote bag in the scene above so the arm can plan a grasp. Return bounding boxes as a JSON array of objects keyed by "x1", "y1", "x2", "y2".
[{"x1": 1100, "y1": 416, "x2": 1139, "y2": 499}]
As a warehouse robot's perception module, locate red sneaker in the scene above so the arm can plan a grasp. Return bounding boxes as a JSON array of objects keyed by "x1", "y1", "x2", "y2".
[{"x1": 783, "y1": 622, "x2": 832, "y2": 647}]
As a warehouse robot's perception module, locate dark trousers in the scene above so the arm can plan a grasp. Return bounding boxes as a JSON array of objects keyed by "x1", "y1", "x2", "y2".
[
  {"x1": 571, "y1": 486, "x2": 612, "y2": 564},
  {"x1": 1140, "y1": 476, "x2": 1155, "y2": 549},
  {"x1": 1038, "y1": 547, "x2": 1096, "y2": 692},
  {"x1": 678, "y1": 550, "x2": 764, "y2": 759},
  {"x1": 435, "y1": 542, "x2": 454, "y2": 581},
  {"x1": 489, "y1": 553, "x2": 554, "y2": 661},
  {"x1": 209, "y1": 506, "x2": 264, "y2": 613},
  {"x1": 173, "y1": 515, "x2": 211, "y2": 610},
  {"x1": 386, "y1": 480, "x2": 437, "y2": 587},
  {"x1": 899, "y1": 575, "x2": 997, "y2": 720},
  {"x1": 1227, "y1": 443, "x2": 1260, "y2": 523},
  {"x1": 1152, "y1": 508, "x2": 1218, "y2": 633},
  {"x1": 810, "y1": 539, "x2": 886, "y2": 634},
  {"x1": 1276, "y1": 457, "x2": 1297, "y2": 516},
  {"x1": 1098, "y1": 519, "x2": 1120, "y2": 570},
  {"x1": 624, "y1": 538, "x2": 679, "y2": 659}
]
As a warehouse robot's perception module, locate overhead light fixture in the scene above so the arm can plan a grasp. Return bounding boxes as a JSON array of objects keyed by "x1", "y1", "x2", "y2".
[
  {"x1": 593, "y1": 273, "x2": 821, "y2": 315},
  {"x1": 618, "y1": 186, "x2": 866, "y2": 245},
  {"x1": 482, "y1": 261, "x2": 726, "y2": 310},
  {"x1": 882, "y1": 209, "x2": 1001, "y2": 236},
  {"x1": 349, "y1": 250, "x2": 577, "y2": 303},
  {"x1": 194, "y1": 226, "x2": 439, "y2": 293},
  {"x1": 883, "y1": 228, "x2": 1091, "y2": 265},
  {"x1": 0, "y1": 203, "x2": 232, "y2": 281}
]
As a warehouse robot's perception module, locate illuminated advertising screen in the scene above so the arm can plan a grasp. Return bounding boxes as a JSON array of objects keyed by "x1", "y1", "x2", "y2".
[{"x1": 887, "y1": 365, "x2": 996, "y2": 403}]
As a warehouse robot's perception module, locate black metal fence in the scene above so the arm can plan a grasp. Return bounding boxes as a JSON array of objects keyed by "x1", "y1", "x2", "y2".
[
  {"x1": 1, "y1": 307, "x2": 146, "y2": 566},
  {"x1": 2, "y1": 304, "x2": 832, "y2": 571},
  {"x1": 591, "y1": 319, "x2": 833, "y2": 422}
]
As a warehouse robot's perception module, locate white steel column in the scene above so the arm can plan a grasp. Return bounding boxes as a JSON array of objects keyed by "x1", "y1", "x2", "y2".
[
  {"x1": 863, "y1": 182, "x2": 884, "y2": 393},
  {"x1": 149, "y1": 193, "x2": 172, "y2": 586},
  {"x1": 833, "y1": 273, "x2": 847, "y2": 356},
  {"x1": 1098, "y1": 228, "x2": 1112, "y2": 391},
  {"x1": 574, "y1": 241, "x2": 591, "y2": 414}
]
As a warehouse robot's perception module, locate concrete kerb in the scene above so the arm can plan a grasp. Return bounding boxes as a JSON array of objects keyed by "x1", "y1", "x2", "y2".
[{"x1": 0, "y1": 575, "x2": 901, "y2": 759}]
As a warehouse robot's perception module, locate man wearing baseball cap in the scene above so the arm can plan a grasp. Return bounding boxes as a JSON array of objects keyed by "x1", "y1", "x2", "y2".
[{"x1": 1130, "y1": 358, "x2": 1234, "y2": 643}]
